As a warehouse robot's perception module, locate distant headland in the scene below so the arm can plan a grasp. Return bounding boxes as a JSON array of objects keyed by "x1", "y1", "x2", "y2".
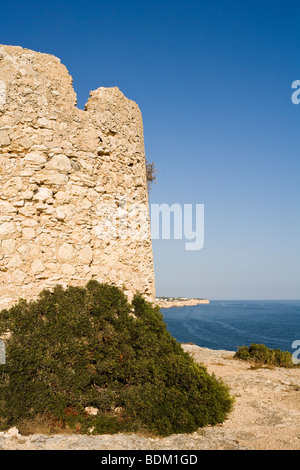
[{"x1": 156, "y1": 297, "x2": 210, "y2": 308}]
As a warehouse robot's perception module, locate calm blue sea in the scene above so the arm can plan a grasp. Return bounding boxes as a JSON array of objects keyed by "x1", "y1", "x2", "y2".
[{"x1": 161, "y1": 300, "x2": 300, "y2": 353}]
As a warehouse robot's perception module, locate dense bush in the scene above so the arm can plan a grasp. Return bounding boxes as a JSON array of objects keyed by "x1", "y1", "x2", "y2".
[
  {"x1": 234, "y1": 343, "x2": 296, "y2": 368},
  {"x1": 0, "y1": 281, "x2": 233, "y2": 436}
]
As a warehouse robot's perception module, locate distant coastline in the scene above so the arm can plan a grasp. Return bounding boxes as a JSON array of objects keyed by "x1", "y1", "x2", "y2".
[{"x1": 156, "y1": 297, "x2": 210, "y2": 308}]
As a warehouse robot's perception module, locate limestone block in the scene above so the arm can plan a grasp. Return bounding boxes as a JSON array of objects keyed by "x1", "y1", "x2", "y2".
[
  {"x1": 1, "y1": 239, "x2": 16, "y2": 254},
  {"x1": 0, "y1": 222, "x2": 16, "y2": 240},
  {"x1": 55, "y1": 191, "x2": 70, "y2": 204},
  {"x1": 12, "y1": 269, "x2": 26, "y2": 286},
  {"x1": 0, "y1": 129, "x2": 10, "y2": 146},
  {"x1": 61, "y1": 263, "x2": 76, "y2": 275},
  {"x1": 39, "y1": 233, "x2": 53, "y2": 246},
  {"x1": 0, "y1": 201, "x2": 17, "y2": 215},
  {"x1": 33, "y1": 187, "x2": 53, "y2": 202},
  {"x1": 38, "y1": 171, "x2": 68, "y2": 186},
  {"x1": 6, "y1": 254, "x2": 22, "y2": 269},
  {"x1": 46, "y1": 154, "x2": 72, "y2": 173},
  {"x1": 31, "y1": 259, "x2": 45, "y2": 274},
  {"x1": 2, "y1": 177, "x2": 23, "y2": 198},
  {"x1": 22, "y1": 227, "x2": 36, "y2": 240},
  {"x1": 77, "y1": 246, "x2": 93, "y2": 264},
  {"x1": 57, "y1": 243, "x2": 74, "y2": 262},
  {"x1": 24, "y1": 152, "x2": 47, "y2": 169}
]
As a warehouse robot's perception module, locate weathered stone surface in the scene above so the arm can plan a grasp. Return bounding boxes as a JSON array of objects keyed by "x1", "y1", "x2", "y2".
[
  {"x1": 24, "y1": 152, "x2": 47, "y2": 169},
  {"x1": 0, "y1": 201, "x2": 17, "y2": 215},
  {"x1": 46, "y1": 154, "x2": 72, "y2": 173},
  {"x1": 0, "y1": 44, "x2": 155, "y2": 308},
  {"x1": 0, "y1": 222, "x2": 16, "y2": 239},
  {"x1": 0, "y1": 130, "x2": 10, "y2": 146}
]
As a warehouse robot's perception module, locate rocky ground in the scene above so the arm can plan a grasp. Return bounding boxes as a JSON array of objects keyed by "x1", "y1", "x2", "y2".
[{"x1": 1, "y1": 344, "x2": 299, "y2": 450}]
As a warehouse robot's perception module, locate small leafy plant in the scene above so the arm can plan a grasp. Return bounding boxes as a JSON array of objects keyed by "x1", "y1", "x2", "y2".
[{"x1": 234, "y1": 343, "x2": 296, "y2": 368}]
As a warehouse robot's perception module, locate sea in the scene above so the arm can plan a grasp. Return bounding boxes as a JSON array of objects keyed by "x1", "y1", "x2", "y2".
[{"x1": 161, "y1": 300, "x2": 300, "y2": 354}]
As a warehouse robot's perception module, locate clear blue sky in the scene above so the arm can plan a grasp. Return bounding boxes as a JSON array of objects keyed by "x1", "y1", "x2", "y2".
[{"x1": 1, "y1": 0, "x2": 299, "y2": 299}]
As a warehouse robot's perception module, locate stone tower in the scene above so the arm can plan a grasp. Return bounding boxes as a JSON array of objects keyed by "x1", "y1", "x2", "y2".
[{"x1": 0, "y1": 45, "x2": 155, "y2": 310}]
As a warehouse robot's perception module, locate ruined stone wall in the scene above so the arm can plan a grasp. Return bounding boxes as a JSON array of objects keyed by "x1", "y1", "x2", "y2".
[{"x1": 0, "y1": 45, "x2": 155, "y2": 309}]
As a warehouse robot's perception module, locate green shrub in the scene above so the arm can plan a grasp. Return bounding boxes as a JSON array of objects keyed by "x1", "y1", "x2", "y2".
[
  {"x1": 0, "y1": 281, "x2": 233, "y2": 436},
  {"x1": 234, "y1": 343, "x2": 296, "y2": 368}
]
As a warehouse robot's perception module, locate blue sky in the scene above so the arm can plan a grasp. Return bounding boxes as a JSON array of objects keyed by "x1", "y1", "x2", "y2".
[{"x1": 1, "y1": 0, "x2": 299, "y2": 299}]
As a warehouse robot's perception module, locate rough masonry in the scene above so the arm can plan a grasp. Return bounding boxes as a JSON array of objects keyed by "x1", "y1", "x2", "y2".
[{"x1": 0, "y1": 44, "x2": 155, "y2": 309}]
